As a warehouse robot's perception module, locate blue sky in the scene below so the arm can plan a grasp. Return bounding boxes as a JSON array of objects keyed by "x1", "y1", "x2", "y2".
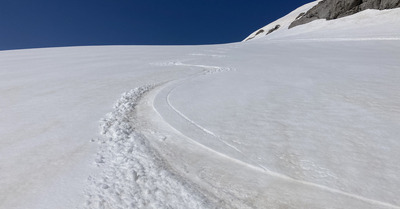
[{"x1": 0, "y1": 0, "x2": 311, "y2": 50}]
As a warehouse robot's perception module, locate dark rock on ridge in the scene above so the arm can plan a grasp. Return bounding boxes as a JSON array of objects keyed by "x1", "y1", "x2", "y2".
[
  {"x1": 255, "y1": 29, "x2": 265, "y2": 36},
  {"x1": 245, "y1": 29, "x2": 264, "y2": 41},
  {"x1": 266, "y1": 25, "x2": 281, "y2": 35},
  {"x1": 296, "y1": 12, "x2": 306, "y2": 20},
  {"x1": 244, "y1": 25, "x2": 281, "y2": 41},
  {"x1": 289, "y1": 0, "x2": 400, "y2": 28}
]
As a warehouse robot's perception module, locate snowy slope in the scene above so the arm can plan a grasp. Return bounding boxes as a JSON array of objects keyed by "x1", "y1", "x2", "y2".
[
  {"x1": 0, "y1": 46, "x2": 210, "y2": 209},
  {"x1": 260, "y1": 8, "x2": 400, "y2": 41},
  {"x1": 244, "y1": 0, "x2": 322, "y2": 41},
  {"x1": 244, "y1": 0, "x2": 400, "y2": 41},
  {"x1": 1, "y1": 2, "x2": 400, "y2": 209}
]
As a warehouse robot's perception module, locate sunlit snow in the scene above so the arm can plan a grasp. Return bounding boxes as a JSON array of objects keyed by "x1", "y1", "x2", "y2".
[{"x1": 1, "y1": 3, "x2": 399, "y2": 209}]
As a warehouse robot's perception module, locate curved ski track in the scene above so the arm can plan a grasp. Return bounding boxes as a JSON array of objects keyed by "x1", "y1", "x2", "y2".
[
  {"x1": 85, "y1": 59, "x2": 400, "y2": 209},
  {"x1": 152, "y1": 62, "x2": 400, "y2": 209},
  {"x1": 83, "y1": 86, "x2": 216, "y2": 209}
]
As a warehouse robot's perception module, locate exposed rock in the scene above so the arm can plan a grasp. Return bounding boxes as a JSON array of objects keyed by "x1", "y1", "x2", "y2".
[
  {"x1": 380, "y1": 0, "x2": 400, "y2": 8},
  {"x1": 255, "y1": 29, "x2": 265, "y2": 36},
  {"x1": 296, "y1": 12, "x2": 306, "y2": 20},
  {"x1": 244, "y1": 29, "x2": 264, "y2": 41},
  {"x1": 245, "y1": 36, "x2": 254, "y2": 41},
  {"x1": 267, "y1": 25, "x2": 281, "y2": 35},
  {"x1": 244, "y1": 25, "x2": 280, "y2": 41},
  {"x1": 289, "y1": 0, "x2": 400, "y2": 28}
]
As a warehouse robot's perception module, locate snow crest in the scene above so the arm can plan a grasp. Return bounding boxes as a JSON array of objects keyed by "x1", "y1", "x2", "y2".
[{"x1": 83, "y1": 86, "x2": 215, "y2": 209}]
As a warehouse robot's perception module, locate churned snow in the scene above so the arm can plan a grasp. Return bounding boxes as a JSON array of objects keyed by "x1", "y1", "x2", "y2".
[
  {"x1": 1, "y1": 1, "x2": 400, "y2": 209},
  {"x1": 84, "y1": 86, "x2": 216, "y2": 209}
]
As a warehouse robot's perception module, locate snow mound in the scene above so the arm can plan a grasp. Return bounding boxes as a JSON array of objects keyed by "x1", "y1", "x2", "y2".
[{"x1": 83, "y1": 86, "x2": 214, "y2": 209}]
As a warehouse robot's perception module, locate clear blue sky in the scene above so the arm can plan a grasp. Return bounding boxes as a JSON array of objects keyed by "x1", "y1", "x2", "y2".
[{"x1": 0, "y1": 0, "x2": 311, "y2": 50}]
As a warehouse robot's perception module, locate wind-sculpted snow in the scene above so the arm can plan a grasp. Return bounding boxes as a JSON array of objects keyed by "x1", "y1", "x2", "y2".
[{"x1": 83, "y1": 86, "x2": 215, "y2": 209}]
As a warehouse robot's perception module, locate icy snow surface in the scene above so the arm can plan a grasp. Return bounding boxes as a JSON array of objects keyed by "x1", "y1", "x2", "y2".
[{"x1": 1, "y1": 3, "x2": 400, "y2": 209}]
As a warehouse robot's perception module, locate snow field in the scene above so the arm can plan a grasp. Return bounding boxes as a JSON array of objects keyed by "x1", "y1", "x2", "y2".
[
  {"x1": 0, "y1": 46, "x2": 216, "y2": 209},
  {"x1": 135, "y1": 58, "x2": 400, "y2": 209},
  {"x1": 1, "y1": 2, "x2": 400, "y2": 208},
  {"x1": 84, "y1": 86, "x2": 216, "y2": 209}
]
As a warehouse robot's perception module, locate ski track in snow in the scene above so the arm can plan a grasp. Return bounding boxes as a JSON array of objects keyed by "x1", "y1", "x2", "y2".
[
  {"x1": 84, "y1": 60, "x2": 400, "y2": 209},
  {"x1": 189, "y1": 53, "x2": 227, "y2": 58},
  {"x1": 83, "y1": 86, "x2": 216, "y2": 209},
  {"x1": 153, "y1": 62, "x2": 400, "y2": 209},
  {"x1": 161, "y1": 62, "x2": 246, "y2": 156},
  {"x1": 163, "y1": 63, "x2": 250, "y2": 159},
  {"x1": 166, "y1": 88, "x2": 218, "y2": 138}
]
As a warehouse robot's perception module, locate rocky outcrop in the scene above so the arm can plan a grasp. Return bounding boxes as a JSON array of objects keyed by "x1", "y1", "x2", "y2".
[
  {"x1": 266, "y1": 25, "x2": 281, "y2": 35},
  {"x1": 289, "y1": 0, "x2": 400, "y2": 28},
  {"x1": 244, "y1": 29, "x2": 264, "y2": 41},
  {"x1": 244, "y1": 25, "x2": 281, "y2": 41},
  {"x1": 255, "y1": 29, "x2": 265, "y2": 36}
]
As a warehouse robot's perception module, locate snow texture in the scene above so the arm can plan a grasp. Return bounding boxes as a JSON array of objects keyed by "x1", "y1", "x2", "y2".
[
  {"x1": 1, "y1": 2, "x2": 400, "y2": 209},
  {"x1": 83, "y1": 86, "x2": 215, "y2": 209}
]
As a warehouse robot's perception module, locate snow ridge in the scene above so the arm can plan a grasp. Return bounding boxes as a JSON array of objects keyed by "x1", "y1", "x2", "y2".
[{"x1": 83, "y1": 86, "x2": 215, "y2": 209}]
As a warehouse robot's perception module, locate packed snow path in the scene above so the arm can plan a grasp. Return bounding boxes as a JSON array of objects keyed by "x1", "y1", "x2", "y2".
[
  {"x1": 0, "y1": 46, "x2": 218, "y2": 209},
  {"x1": 83, "y1": 86, "x2": 217, "y2": 209}
]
